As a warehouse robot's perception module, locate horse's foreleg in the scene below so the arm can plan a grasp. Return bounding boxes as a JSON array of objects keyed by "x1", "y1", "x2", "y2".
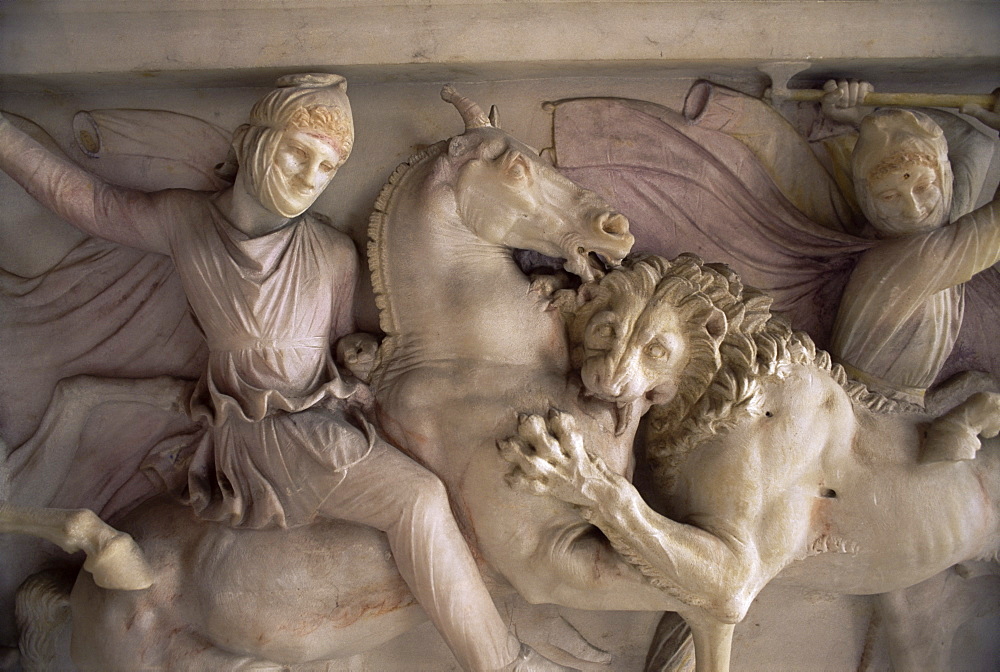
[
  {"x1": 923, "y1": 391, "x2": 1000, "y2": 463},
  {"x1": 685, "y1": 614, "x2": 734, "y2": 672},
  {"x1": 0, "y1": 503, "x2": 152, "y2": 590}
]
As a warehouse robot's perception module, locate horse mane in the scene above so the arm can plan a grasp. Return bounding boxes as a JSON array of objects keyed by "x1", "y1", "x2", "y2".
[
  {"x1": 643, "y1": 257, "x2": 917, "y2": 492},
  {"x1": 366, "y1": 141, "x2": 447, "y2": 366}
]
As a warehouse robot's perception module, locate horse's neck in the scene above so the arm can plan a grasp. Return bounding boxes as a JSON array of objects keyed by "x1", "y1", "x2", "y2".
[{"x1": 374, "y1": 189, "x2": 567, "y2": 372}]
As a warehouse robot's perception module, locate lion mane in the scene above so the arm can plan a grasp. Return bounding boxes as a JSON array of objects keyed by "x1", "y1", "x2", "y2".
[{"x1": 602, "y1": 255, "x2": 915, "y2": 492}]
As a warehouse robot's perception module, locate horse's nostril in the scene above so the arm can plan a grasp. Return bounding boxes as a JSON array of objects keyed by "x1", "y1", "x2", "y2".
[{"x1": 601, "y1": 214, "x2": 628, "y2": 236}]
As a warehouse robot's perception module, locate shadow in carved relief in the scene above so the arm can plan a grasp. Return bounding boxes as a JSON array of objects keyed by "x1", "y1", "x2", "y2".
[{"x1": 1, "y1": 77, "x2": 999, "y2": 671}]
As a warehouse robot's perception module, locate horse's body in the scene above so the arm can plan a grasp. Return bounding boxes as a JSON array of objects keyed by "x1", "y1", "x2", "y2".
[{"x1": 364, "y1": 100, "x2": 728, "y2": 618}]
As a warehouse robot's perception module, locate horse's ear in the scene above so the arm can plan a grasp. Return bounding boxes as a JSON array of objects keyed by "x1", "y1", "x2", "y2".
[{"x1": 488, "y1": 105, "x2": 501, "y2": 129}]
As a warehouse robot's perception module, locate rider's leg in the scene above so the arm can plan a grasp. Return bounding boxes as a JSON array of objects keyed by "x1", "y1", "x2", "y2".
[{"x1": 317, "y1": 438, "x2": 522, "y2": 672}]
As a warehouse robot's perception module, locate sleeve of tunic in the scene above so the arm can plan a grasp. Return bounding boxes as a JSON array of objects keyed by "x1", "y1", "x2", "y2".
[
  {"x1": 0, "y1": 116, "x2": 172, "y2": 255},
  {"x1": 913, "y1": 198, "x2": 1000, "y2": 291},
  {"x1": 326, "y1": 229, "x2": 360, "y2": 341},
  {"x1": 924, "y1": 110, "x2": 997, "y2": 217}
]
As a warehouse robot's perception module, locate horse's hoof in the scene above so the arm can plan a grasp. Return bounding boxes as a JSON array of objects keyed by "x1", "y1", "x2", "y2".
[{"x1": 83, "y1": 534, "x2": 154, "y2": 591}]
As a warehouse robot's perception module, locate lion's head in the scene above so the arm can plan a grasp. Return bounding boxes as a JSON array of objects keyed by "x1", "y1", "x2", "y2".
[{"x1": 567, "y1": 254, "x2": 735, "y2": 416}]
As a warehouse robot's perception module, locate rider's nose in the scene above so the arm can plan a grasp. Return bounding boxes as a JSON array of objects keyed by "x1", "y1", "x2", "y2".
[{"x1": 901, "y1": 195, "x2": 923, "y2": 219}]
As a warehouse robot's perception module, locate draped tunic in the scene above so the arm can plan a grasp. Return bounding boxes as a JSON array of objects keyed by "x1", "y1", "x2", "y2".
[
  {"x1": 830, "y1": 203, "x2": 1000, "y2": 403},
  {"x1": 0, "y1": 117, "x2": 374, "y2": 527},
  {"x1": 161, "y1": 196, "x2": 374, "y2": 528}
]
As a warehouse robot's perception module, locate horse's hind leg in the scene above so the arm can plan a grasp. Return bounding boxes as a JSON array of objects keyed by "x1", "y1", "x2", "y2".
[{"x1": 877, "y1": 566, "x2": 1000, "y2": 672}]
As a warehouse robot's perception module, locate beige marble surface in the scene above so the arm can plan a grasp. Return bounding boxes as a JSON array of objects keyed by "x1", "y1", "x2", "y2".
[{"x1": 2, "y1": 2, "x2": 999, "y2": 670}]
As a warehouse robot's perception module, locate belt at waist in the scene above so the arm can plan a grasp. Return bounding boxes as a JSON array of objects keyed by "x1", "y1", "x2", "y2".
[{"x1": 207, "y1": 335, "x2": 329, "y2": 352}]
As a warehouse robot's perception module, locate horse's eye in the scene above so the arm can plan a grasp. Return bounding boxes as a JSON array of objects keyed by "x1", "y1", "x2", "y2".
[{"x1": 645, "y1": 342, "x2": 667, "y2": 359}]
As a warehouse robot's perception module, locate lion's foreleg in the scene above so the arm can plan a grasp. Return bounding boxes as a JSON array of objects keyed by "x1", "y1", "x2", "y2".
[{"x1": 500, "y1": 410, "x2": 759, "y2": 625}]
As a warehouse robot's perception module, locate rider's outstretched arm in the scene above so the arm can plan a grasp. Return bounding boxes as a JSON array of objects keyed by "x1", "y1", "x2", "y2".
[{"x1": 0, "y1": 113, "x2": 171, "y2": 255}]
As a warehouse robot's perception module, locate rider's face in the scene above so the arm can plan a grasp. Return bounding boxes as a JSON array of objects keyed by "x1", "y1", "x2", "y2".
[
  {"x1": 867, "y1": 162, "x2": 947, "y2": 236},
  {"x1": 265, "y1": 129, "x2": 343, "y2": 217}
]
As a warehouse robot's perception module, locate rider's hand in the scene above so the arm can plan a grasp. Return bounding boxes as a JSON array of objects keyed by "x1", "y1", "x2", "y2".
[
  {"x1": 336, "y1": 333, "x2": 379, "y2": 383},
  {"x1": 821, "y1": 79, "x2": 875, "y2": 128},
  {"x1": 961, "y1": 88, "x2": 1000, "y2": 132}
]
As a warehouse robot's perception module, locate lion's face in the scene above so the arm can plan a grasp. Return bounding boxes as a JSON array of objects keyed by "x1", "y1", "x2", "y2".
[{"x1": 577, "y1": 292, "x2": 693, "y2": 406}]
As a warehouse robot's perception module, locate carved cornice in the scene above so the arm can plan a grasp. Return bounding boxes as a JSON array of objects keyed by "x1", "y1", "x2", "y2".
[{"x1": 2, "y1": 1, "x2": 998, "y2": 90}]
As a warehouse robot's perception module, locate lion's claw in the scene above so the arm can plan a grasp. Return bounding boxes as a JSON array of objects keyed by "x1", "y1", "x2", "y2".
[{"x1": 499, "y1": 408, "x2": 611, "y2": 507}]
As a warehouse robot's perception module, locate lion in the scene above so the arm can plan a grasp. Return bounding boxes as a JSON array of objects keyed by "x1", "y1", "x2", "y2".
[{"x1": 505, "y1": 254, "x2": 1000, "y2": 672}]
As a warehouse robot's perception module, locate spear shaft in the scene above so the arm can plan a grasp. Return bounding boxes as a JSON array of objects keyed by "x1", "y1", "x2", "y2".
[{"x1": 780, "y1": 90, "x2": 996, "y2": 109}]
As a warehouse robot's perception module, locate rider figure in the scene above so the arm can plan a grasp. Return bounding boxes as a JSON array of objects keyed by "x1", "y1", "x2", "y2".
[
  {"x1": 822, "y1": 80, "x2": 1000, "y2": 407},
  {"x1": 0, "y1": 74, "x2": 564, "y2": 672}
]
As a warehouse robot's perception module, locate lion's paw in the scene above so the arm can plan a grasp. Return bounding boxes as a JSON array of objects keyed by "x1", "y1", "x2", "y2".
[{"x1": 498, "y1": 409, "x2": 610, "y2": 507}]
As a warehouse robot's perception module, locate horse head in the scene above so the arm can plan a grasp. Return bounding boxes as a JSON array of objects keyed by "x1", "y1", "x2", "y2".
[{"x1": 441, "y1": 86, "x2": 633, "y2": 282}]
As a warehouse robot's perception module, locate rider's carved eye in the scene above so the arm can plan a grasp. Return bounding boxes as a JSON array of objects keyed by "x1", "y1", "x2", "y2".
[
  {"x1": 291, "y1": 146, "x2": 308, "y2": 160},
  {"x1": 645, "y1": 342, "x2": 668, "y2": 359},
  {"x1": 320, "y1": 161, "x2": 336, "y2": 174}
]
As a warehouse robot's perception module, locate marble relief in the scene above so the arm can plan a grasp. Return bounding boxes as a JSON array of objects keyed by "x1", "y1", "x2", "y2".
[{"x1": 1, "y1": 72, "x2": 998, "y2": 672}]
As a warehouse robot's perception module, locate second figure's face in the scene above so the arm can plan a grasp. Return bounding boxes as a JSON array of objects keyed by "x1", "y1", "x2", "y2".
[
  {"x1": 866, "y1": 162, "x2": 947, "y2": 236},
  {"x1": 265, "y1": 129, "x2": 344, "y2": 217}
]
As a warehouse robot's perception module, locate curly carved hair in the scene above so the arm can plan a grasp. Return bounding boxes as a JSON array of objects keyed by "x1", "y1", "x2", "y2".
[
  {"x1": 286, "y1": 104, "x2": 354, "y2": 160},
  {"x1": 643, "y1": 260, "x2": 912, "y2": 492}
]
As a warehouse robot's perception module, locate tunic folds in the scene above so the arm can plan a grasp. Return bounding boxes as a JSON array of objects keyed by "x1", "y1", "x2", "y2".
[
  {"x1": 0, "y1": 117, "x2": 376, "y2": 528},
  {"x1": 162, "y1": 195, "x2": 375, "y2": 528}
]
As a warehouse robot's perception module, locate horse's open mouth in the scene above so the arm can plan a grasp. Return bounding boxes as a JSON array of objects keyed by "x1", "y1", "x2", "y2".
[{"x1": 568, "y1": 247, "x2": 621, "y2": 282}]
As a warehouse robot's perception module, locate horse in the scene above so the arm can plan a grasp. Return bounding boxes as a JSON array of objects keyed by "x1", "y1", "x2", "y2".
[
  {"x1": 502, "y1": 272, "x2": 1000, "y2": 672},
  {"x1": 365, "y1": 89, "x2": 780, "y2": 665},
  {"x1": 18, "y1": 87, "x2": 664, "y2": 671}
]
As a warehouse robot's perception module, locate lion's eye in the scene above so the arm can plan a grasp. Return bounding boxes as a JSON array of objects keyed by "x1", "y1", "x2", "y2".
[
  {"x1": 645, "y1": 342, "x2": 668, "y2": 359},
  {"x1": 597, "y1": 323, "x2": 615, "y2": 338}
]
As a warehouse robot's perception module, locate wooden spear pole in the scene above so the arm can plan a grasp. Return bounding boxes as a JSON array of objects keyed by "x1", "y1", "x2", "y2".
[{"x1": 778, "y1": 89, "x2": 997, "y2": 109}]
